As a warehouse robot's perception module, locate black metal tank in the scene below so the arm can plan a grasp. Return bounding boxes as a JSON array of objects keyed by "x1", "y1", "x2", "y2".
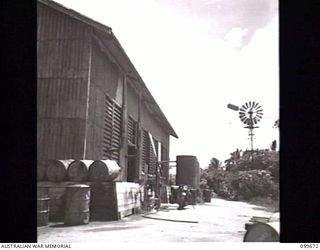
[{"x1": 176, "y1": 155, "x2": 200, "y2": 189}]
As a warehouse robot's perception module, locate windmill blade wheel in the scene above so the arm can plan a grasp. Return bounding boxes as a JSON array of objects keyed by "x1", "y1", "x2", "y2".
[{"x1": 238, "y1": 101, "x2": 263, "y2": 125}]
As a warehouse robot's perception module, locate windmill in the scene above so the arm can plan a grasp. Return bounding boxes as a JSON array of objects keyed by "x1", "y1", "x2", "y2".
[{"x1": 227, "y1": 102, "x2": 264, "y2": 159}]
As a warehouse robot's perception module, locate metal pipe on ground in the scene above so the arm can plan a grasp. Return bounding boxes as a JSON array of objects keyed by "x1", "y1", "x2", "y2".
[{"x1": 141, "y1": 215, "x2": 198, "y2": 224}]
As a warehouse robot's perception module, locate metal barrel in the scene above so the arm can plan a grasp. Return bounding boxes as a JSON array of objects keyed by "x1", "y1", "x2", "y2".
[
  {"x1": 64, "y1": 184, "x2": 90, "y2": 226},
  {"x1": 67, "y1": 160, "x2": 93, "y2": 182},
  {"x1": 37, "y1": 186, "x2": 50, "y2": 227},
  {"x1": 203, "y1": 189, "x2": 212, "y2": 202},
  {"x1": 88, "y1": 160, "x2": 120, "y2": 182},
  {"x1": 189, "y1": 189, "x2": 197, "y2": 205},
  {"x1": 176, "y1": 155, "x2": 200, "y2": 189},
  {"x1": 48, "y1": 186, "x2": 67, "y2": 222},
  {"x1": 243, "y1": 222, "x2": 280, "y2": 242},
  {"x1": 46, "y1": 159, "x2": 74, "y2": 182},
  {"x1": 37, "y1": 160, "x2": 48, "y2": 181}
]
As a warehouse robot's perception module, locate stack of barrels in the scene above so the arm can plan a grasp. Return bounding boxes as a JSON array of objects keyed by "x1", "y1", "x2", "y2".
[{"x1": 37, "y1": 159, "x2": 120, "y2": 226}]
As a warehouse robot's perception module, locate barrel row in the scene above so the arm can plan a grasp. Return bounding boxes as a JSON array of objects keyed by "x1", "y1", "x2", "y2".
[
  {"x1": 37, "y1": 182, "x2": 141, "y2": 227},
  {"x1": 37, "y1": 184, "x2": 91, "y2": 227},
  {"x1": 38, "y1": 159, "x2": 120, "y2": 182}
]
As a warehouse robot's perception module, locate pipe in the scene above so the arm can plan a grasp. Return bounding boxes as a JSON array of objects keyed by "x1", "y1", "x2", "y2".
[
  {"x1": 158, "y1": 160, "x2": 176, "y2": 164},
  {"x1": 141, "y1": 215, "x2": 198, "y2": 224}
]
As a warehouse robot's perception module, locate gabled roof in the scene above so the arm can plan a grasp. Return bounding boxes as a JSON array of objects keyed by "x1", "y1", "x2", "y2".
[{"x1": 38, "y1": 0, "x2": 178, "y2": 138}]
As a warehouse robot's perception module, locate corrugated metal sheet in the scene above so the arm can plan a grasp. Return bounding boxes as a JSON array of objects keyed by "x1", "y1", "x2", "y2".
[
  {"x1": 37, "y1": 118, "x2": 86, "y2": 160},
  {"x1": 37, "y1": 39, "x2": 90, "y2": 79},
  {"x1": 37, "y1": 3, "x2": 91, "y2": 161},
  {"x1": 37, "y1": 0, "x2": 174, "y2": 170},
  {"x1": 91, "y1": 42, "x2": 120, "y2": 99},
  {"x1": 37, "y1": 79, "x2": 88, "y2": 118},
  {"x1": 127, "y1": 84, "x2": 139, "y2": 121},
  {"x1": 37, "y1": 3, "x2": 91, "y2": 79},
  {"x1": 38, "y1": 0, "x2": 177, "y2": 139},
  {"x1": 38, "y1": 3, "x2": 90, "y2": 41},
  {"x1": 87, "y1": 83, "x2": 105, "y2": 127},
  {"x1": 85, "y1": 122, "x2": 104, "y2": 160}
]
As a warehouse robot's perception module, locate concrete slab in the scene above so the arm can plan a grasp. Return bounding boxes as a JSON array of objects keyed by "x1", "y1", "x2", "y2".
[{"x1": 38, "y1": 198, "x2": 274, "y2": 242}]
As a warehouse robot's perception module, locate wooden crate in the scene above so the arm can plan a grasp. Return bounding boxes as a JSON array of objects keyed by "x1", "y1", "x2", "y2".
[
  {"x1": 89, "y1": 182, "x2": 142, "y2": 221},
  {"x1": 89, "y1": 182, "x2": 118, "y2": 221},
  {"x1": 115, "y1": 182, "x2": 141, "y2": 219}
]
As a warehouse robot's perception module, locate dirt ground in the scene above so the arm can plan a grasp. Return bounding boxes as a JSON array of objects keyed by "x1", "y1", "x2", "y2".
[{"x1": 37, "y1": 197, "x2": 275, "y2": 242}]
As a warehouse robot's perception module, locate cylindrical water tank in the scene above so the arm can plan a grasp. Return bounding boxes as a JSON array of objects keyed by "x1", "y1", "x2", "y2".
[{"x1": 176, "y1": 155, "x2": 200, "y2": 189}]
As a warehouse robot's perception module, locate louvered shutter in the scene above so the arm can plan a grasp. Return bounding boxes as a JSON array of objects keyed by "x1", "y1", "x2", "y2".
[
  {"x1": 127, "y1": 116, "x2": 137, "y2": 145},
  {"x1": 111, "y1": 103, "x2": 121, "y2": 161},
  {"x1": 102, "y1": 96, "x2": 122, "y2": 163},
  {"x1": 148, "y1": 137, "x2": 158, "y2": 175},
  {"x1": 142, "y1": 130, "x2": 149, "y2": 173}
]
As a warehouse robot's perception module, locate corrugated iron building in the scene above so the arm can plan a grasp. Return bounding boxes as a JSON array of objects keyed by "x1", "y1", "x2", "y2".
[{"x1": 37, "y1": 0, "x2": 178, "y2": 183}]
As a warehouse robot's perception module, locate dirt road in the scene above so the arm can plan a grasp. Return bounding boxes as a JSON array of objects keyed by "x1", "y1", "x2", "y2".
[{"x1": 38, "y1": 197, "x2": 275, "y2": 242}]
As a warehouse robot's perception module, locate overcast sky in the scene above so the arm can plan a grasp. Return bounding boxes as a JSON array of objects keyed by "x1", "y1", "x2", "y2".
[{"x1": 54, "y1": 0, "x2": 279, "y2": 168}]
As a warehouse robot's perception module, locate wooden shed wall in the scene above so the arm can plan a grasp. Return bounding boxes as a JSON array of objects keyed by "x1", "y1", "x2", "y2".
[
  {"x1": 37, "y1": 2, "x2": 173, "y2": 184},
  {"x1": 126, "y1": 83, "x2": 169, "y2": 149},
  {"x1": 85, "y1": 42, "x2": 123, "y2": 160},
  {"x1": 90, "y1": 42, "x2": 122, "y2": 104},
  {"x1": 140, "y1": 103, "x2": 169, "y2": 149},
  {"x1": 126, "y1": 83, "x2": 139, "y2": 121},
  {"x1": 37, "y1": 3, "x2": 91, "y2": 160}
]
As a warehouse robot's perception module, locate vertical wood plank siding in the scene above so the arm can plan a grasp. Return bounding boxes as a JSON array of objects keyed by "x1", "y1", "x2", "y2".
[
  {"x1": 140, "y1": 102, "x2": 170, "y2": 150},
  {"x1": 37, "y1": 79, "x2": 88, "y2": 118},
  {"x1": 85, "y1": 41, "x2": 123, "y2": 161},
  {"x1": 38, "y1": 4, "x2": 89, "y2": 41},
  {"x1": 90, "y1": 42, "x2": 120, "y2": 100},
  {"x1": 37, "y1": 118, "x2": 86, "y2": 159},
  {"x1": 37, "y1": 2, "x2": 91, "y2": 160},
  {"x1": 85, "y1": 84, "x2": 105, "y2": 159},
  {"x1": 37, "y1": 40, "x2": 89, "y2": 79},
  {"x1": 37, "y1": 2, "x2": 173, "y2": 184},
  {"x1": 126, "y1": 84, "x2": 139, "y2": 121}
]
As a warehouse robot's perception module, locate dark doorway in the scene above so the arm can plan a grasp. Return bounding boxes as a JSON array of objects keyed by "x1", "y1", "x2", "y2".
[{"x1": 127, "y1": 145, "x2": 138, "y2": 182}]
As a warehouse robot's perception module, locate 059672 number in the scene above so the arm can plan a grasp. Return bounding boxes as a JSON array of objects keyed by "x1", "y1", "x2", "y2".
[{"x1": 300, "y1": 244, "x2": 319, "y2": 248}]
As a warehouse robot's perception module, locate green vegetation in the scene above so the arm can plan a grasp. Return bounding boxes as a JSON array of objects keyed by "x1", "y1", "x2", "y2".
[{"x1": 200, "y1": 148, "x2": 279, "y2": 203}]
